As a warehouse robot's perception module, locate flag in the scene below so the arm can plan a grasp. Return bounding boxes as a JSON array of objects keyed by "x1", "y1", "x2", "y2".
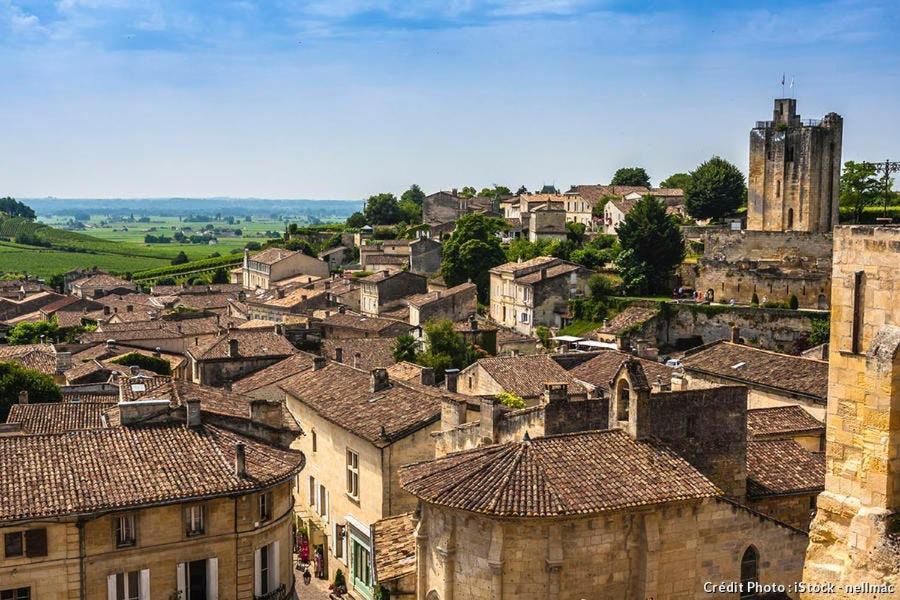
[{"x1": 781, "y1": 74, "x2": 785, "y2": 86}]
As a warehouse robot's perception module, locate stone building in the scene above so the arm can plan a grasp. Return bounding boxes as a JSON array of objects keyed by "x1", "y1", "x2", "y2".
[
  {"x1": 747, "y1": 405, "x2": 825, "y2": 452},
  {"x1": 319, "y1": 310, "x2": 414, "y2": 340},
  {"x1": 407, "y1": 283, "x2": 477, "y2": 328},
  {"x1": 803, "y1": 225, "x2": 900, "y2": 595},
  {"x1": 488, "y1": 257, "x2": 591, "y2": 336},
  {"x1": 245, "y1": 286, "x2": 330, "y2": 322},
  {"x1": 422, "y1": 191, "x2": 499, "y2": 239},
  {"x1": 0, "y1": 377, "x2": 304, "y2": 600},
  {"x1": 241, "y1": 247, "x2": 329, "y2": 290},
  {"x1": 70, "y1": 273, "x2": 138, "y2": 299},
  {"x1": 527, "y1": 203, "x2": 567, "y2": 242},
  {"x1": 186, "y1": 328, "x2": 297, "y2": 386},
  {"x1": 359, "y1": 270, "x2": 428, "y2": 316},
  {"x1": 359, "y1": 239, "x2": 443, "y2": 275},
  {"x1": 278, "y1": 359, "x2": 463, "y2": 599},
  {"x1": 682, "y1": 339, "x2": 828, "y2": 420},
  {"x1": 454, "y1": 354, "x2": 587, "y2": 405},
  {"x1": 747, "y1": 99, "x2": 842, "y2": 233}
]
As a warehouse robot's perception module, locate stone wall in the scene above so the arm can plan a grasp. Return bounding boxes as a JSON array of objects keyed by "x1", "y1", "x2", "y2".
[
  {"x1": 693, "y1": 260, "x2": 831, "y2": 310},
  {"x1": 702, "y1": 230, "x2": 833, "y2": 262},
  {"x1": 747, "y1": 494, "x2": 816, "y2": 532}
]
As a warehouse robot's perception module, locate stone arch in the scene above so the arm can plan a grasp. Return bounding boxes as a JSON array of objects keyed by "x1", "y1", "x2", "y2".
[
  {"x1": 426, "y1": 591, "x2": 440, "y2": 600},
  {"x1": 817, "y1": 294, "x2": 828, "y2": 310},
  {"x1": 615, "y1": 378, "x2": 630, "y2": 422},
  {"x1": 705, "y1": 288, "x2": 715, "y2": 302},
  {"x1": 740, "y1": 545, "x2": 759, "y2": 597}
]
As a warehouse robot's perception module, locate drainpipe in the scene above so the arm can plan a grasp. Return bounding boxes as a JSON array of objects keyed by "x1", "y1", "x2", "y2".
[{"x1": 78, "y1": 519, "x2": 86, "y2": 600}]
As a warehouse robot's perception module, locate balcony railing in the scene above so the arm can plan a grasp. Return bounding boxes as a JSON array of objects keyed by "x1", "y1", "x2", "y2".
[{"x1": 254, "y1": 584, "x2": 287, "y2": 600}]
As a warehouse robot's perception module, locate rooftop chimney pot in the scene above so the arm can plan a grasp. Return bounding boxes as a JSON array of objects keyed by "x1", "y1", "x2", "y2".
[
  {"x1": 235, "y1": 443, "x2": 246, "y2": 478},
  {"x1": 371, "y1": 368, "x2": 390, "y2": 392}
]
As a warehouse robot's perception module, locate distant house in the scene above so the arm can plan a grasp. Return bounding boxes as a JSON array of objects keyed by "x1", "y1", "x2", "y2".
[
  {"x1": 319, "y1": 310, "x2": 414, "y2": 340},
  {"x1": 406, "y1": 282, "x2": 477, "y2": 328},
  {"x1": 318, "y1": 246, "x2": 352, "y2": 271},
  {"x1": 359, "y1": 270, "x2": 427, "y2": 316},
  {"x1": 528, "y1": 203, "x2": 568, "y2": 242},
  {"x1": 241, "y1": 248, "x2": 329, "y2": 290},
  {"x1": 186, "y1": 328, "x2": 297, "y2": 386},
  {"x1": 358, "y1": 238, "x2": 442, "y2": 274},
  {"x1": 422, "y1": 190, "x2": 501, "y2": 238},
  {"x1": 70, "y1": 274, "x2": 137, "y2": 299},
  {"x1": 455, "y1": 353, "x2": 588, "y2": 404},
  {"x1": 245, "y1": 286, "x2": 330, "y2": 323}
]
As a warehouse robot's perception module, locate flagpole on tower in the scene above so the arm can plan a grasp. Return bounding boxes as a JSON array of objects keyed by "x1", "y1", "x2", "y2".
[{"x1": 781, "y1": 73, "x2": 785, "y2": 98}]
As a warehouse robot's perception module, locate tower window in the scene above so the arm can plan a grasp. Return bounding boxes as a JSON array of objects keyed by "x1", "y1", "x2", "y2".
[
  {"x1": 851, "y1": 270, "x2": 866, "y2": 354},
  {"x1": 786, "y1": 147, "x2": 794, "y2": 162},
  {"x1": 740, "y1": 546, "x2": 759, "y2": 598}
]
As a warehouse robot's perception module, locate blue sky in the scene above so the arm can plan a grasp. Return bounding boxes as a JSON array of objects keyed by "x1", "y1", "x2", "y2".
[{"x1": 1, "y1": 0, "x2": 898, "y2": 199}]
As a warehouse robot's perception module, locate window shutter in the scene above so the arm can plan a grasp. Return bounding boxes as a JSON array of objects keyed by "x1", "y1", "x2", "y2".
[
  {"x1": 270, "y1": 541, "x2": 280, "y2": 589},
  {"x1": 207, "y1": 557, "x2": 219, "y2": 600},
  {"x1": 176, "y1": 563, "x2": 186, "y2": 596},
  {"x1": 25, "y1": 528, "x2": 47, "y2": 557},
  {"x1": 253, "y1": 548, "x2": 262, "y2": 596},
  {"x1": 139, "y1": 569, "x2": 150, "y2": 600},
  {"x1": 107, "y1": 574, "x2": 117, "y2": 600}
]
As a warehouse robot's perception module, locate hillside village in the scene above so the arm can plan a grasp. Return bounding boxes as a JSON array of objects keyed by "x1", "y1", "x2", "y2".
[{"x1": 0, "y1": 97, "x2": 897, "y2": 600}]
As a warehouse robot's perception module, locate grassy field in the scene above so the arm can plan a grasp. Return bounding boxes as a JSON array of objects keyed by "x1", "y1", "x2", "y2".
[{"x1": 0, "y1": 241, "x2": 168, "y2": 278}]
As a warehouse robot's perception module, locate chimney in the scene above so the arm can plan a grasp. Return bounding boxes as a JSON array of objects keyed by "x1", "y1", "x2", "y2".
[
  {"x1": 730, "y1": 325, "x2": 741, "y2": 344},
  {"x1": 39, "y1": 334, "x2": 45, "y2": 344},
  {"x1": 441, "y1": 397, "x2": 467, "y2": 429},
  {"x1": 370, "y1": 368, "x2": 390, "y2": 393},
  {"x1": 444, "y1": 368, "x2": 459, "y2": 393},
  {"x1": 334, "y1": 347, "x2": 343, "y2": 363},
  {"x1": 185, "y1": 398, "x2": 201, "y2": 427},
  {"x1": 103, "y1": 306, "x2": 111, "y2": 316},
  {"x1": 223, "y1": 380, "x2": 232, "y2": 392},
  {"x1": 129, "y1": 365, "x2": 141, "y2": 377},
  {"x1": 543, "y1": 382, "x2": 568, "y2": 404},
  {"x1": 353, "y1": 352, "x2": 361, "y2": 369},
  {"x1": 228, "y1": 339, "x2": 239, "y2": 358},
  {"x1": 313, "y1": 356, "x2": 327, "y2": 371},
  {"x1": 106, "y1": 339, "x2": 116, "y2": 352},
  {"x1": 18, "y1": 390, "x2": 28, "y2": 405},
  {"x1": 154, "y1": 347, "x2": 161, "y2": 357},
  {"x1": 420, "y1": 367, "x2": 435, "y2": 387},
  {"x1": 126, "y1": 304, "x2": 133, "y2": 313},
  {"x1": 540, "y1": 267, "x2": 548, "y2": 279},
  {"x1": 250, "y1": 398, "x2": 283, "y2": 429},
  {"x1": 452, "y1": 188, "x2": 458, "y2": 196},
  {"x1": 276, "y1": 288, "x2": 285, "y2": 299},
  {"x1": 651, "y1": 376, "x2": 670, "y2": 393},
  {"x1": 670, "y1": 369, "x2": 689, "y2": 391},
  {"x1": 338, "y1": 305, "x2": 346, "y2": 314},
  {"x1": 55, "y1": 351, "x2": 72, "y2": 374},
  {"x1": 235, "y1": 443, "x2": 246, "y2": 478},
  {"x1": 469, "y1": 315, "x2": 478, "y2": 331},
  {"x1": 382, "y1": 270, "x2": 390, "y2": 278},
  {"x1": 479, "y1": 397, "x2": 503, "y2": 444},
  {"x1": 176, "y1": 324, "x2": 182, "y2": 334}
]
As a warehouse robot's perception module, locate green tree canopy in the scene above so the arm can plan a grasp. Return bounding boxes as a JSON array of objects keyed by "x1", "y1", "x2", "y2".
[
  {"x1": 615, "y1": 196, "x2": 685, "y2": 294},
  {"x1": 211, "y1": 268, "x2": 229, "y2": 284},
  {"x1": 109, "y1": 352, "x2": 172, "y2": 375},
  {"x1": 397, "y1": 199, "x2": 422, "y2": 225},
  {"x1": 684, "y1": 156, "x2": 746, "y2": 221},
  {"x1": 840, "y1": 161, "x2": 880, "y2": 223},
  {"x1": 413, "y1": 320, "x2": 484, "y2": 381},
  {"x1": 441, "y1": 214, "x2": 507, "y2": 302},
  {"x1": 477, "y1": 185, "x2": 511, "y2": 198},
  {"x1": 610, "y1": 167, "x2": 651, "y2": 188},
  {"x1": 363, "y1": 193, "x2": 402, "y2": 225},
  {"x1": 0, "y1": 361, "x2": 61, "y2": 420},
  {"x1": 659, "y1": 172, "x2": 691, "y2": 190},
  {"x1": 457, "y1": 186, "x2": 477, "y2": 199},
  {"x1": 171, "y1": 251, "x2": 189, "y2": 265},
  {"x1": 392, "y1": 334, "x2": 418, "y2": 363},
  {"x1": 8, "y1": 320, "x2": 59, "y2": 345},
  {"x1": 400, "y1": 184, "x2": 426, "y2": 207},
  {"x1": 346, "y1": 212, "x2": 367, "y2": 228},
  {"x1": 0, "y1": 197, "x2": 36, "y2": 219},
  {"x1": 284, "y1": 238, "x2": 317, "y2": 256}
]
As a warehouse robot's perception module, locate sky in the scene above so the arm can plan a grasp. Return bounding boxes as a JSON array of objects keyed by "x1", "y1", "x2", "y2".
[{"x1": 1, "y1": 0, "x2": 898, "y2": 200}]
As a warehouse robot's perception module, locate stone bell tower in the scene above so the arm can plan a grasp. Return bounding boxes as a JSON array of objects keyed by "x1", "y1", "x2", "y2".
[
  {"x1": 747, "y1": 99, "x2": 842, "y2": 233},
  {"x1": 802, "y1": 225, "x2": 900, "y2": 596}
]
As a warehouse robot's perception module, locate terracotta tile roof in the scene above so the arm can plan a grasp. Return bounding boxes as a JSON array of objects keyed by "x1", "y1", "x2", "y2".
[
  {"x1": 6, "y1": 402, "x2": 108, "y2": 434},
  {"x1": 60, "y1": 389, "x2": 118, "y2": 404},
  {"x1": 0, "y1": 423, "x2": 304, "y2": 523},
  {"x1": 72, "y1": 274, "x2": 135, "y2": 289},
  {"x1": 386, "y1": 361, "x2": 425, "y2": 382},
  {"x1": 598, "y1": 306, "x2": 660, "y2": 335},
  {"x1": 2, "y1": 311, "x2": 44, "y2": 325},
  {"x1": 365, "y1": 255, "x2": 408, "y2": 266},
  {"x1": 279, "y1": 361, "x2": 444, "y2": 447},
  {"x1": 373, "y1": 513, "x2": 416, "y2": 582},
  {"x1": 569, "y1": 349, "x2": 673, "y2": 391},
  {"x1": 321, "y1": 338, "x2": 396, "y2": 371},
  {"x1": 490, "y1": 256, "x2": 558, "y2": 274},
  {"x1": 249, "y1": 247, "x2": 299, "y2": 265},
  {"x1": 567, "y1": 185, "x2": 651, "y2": 205},
  {"x1": 515, "y1": 262, "x2": 582, "y2": 285},
  {"x1": 468, "y1": 354, "x2": 587, "y2": 399},
  {"x1": 406, "y1": 283, "x2": 476, "y2": 308},
  {"x1": 360, "y1": 269, "x2": 404, "y2": 283},
  {"x1": 175, "y1": 293, "x2": 237, "y2": 312},
  {"x1": 746, "y1": 440, "x2": 824, "y2": 498},
  {"x1": 64, "y1": 359, "x2": 111, "y2": 382},
  {"x1": 0, "y1": 345, "x2": 59, "y2": 375},
  {"x1": 495, "y1": 327, "x2": 539, "y2": 345},
  {"x1": 400, "y1": 430, "x2": 719, "y2": 517},
  {"x1": 232, "y1": 353, "x2": 316, "y2": 395},
  {"x1": 187, "y1": 329, "x2": 296, "y2": 360},
  {"x1": 151, "y1": 284, "x2": 243, "y2": 296},
  {"x1": 237, "y1": 319, "x2": 278, "y2": 330},
  {"x1": 321, "y1": 312, "x2": 412, "y2": 335},
  {"x1": 247, "y1": 287, "x2": 327, "y2": 310},
  {"x1": 682, "y1": 341, "x2": 828, "y2": 401},
  {"x1": 747, "y1": 406, "x2": 825, "y2": 438},
  {"x1": 379, "y1": 304, "x2": 410, "y2": 321}
]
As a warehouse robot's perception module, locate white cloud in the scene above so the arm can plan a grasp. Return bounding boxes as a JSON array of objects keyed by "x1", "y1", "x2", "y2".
[{"x1": 1, "y1": 1, "x2": 44, "y2": 33}]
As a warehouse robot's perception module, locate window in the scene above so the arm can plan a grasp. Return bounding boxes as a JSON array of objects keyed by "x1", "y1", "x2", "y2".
[
  {"x1": 346, "y1": 449, "x2": 360, "y2": 499},
  {"x1": 785, "y1": 147, "x2": 794, "y2": 162},
  {"x1": 851, "y1": 270, "x2": 865, "y2": 354},
  {"x1": 115, "y1": 515, "x2": 136, "y2": 548},
  {"x1": 187, "y1": 559, "x2": 208, "y2": 600},
  {"x1": 1, "y1": 589, "x2": 30, "y2": 600},
  {"x1": 185, "y1": 505, "x2": 205, "y2": 537},
  {"x1": 309, "y1": 476, "x2": 317, "y2": 506},
  {"x1": 258, "y1": 492, "x2": 272, "y2": 522},
  {"x1": 107, "y1": 570, "x2": 148, "y2": 600},
  {"x1": 177, "y1": 558, "x2": 217, "y2": 600},
  {"x1": 616, "y1": 379, "x2": 630, "y2": 422},
  {"x1": 311, "y1": 430, "x2": 317, "y2": 453},
  {"x1": 740, "y1": 546, "x2": 759, "y2": 598},
  {"x1": 334, "y1": 523, "x2": 346, "y2": 559},
  {"x1": 254, "y1": 542, "x2": 280, "y2": 596},
  {"x1": 318, "y1": 485, "x2": 328, "y2": 520},
  {"x1": 520, "y1": 312, "x2": 529, "y2": 323},
  {"x1": 259, "y1": 545, "x2": 270, "y2": 595},
  {"x1": 4, "y1": 532, "x2": 22, "y2": 558}
]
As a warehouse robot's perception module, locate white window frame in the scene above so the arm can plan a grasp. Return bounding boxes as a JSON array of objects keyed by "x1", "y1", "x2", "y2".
[
  {"x1": 185, "y1": 505, "x2": 205, "y2": 537},
  {"x1": 115, "y1": 514, "x2": 136, "y2": 548},
  {"x1": 346, "y1": 449, "x2": 360, "y2": 500},
  {"x1": 106, "y1": 569, "x2": 149, "y2": 600}
]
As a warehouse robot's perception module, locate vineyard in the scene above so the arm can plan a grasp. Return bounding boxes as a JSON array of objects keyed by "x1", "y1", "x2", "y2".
[{"x1": 131, "y1": 254, "x2": 243, "y2": 282}]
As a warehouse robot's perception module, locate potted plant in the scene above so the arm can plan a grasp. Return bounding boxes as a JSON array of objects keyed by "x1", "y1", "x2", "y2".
[{"x1": 331, "y1": 569, "x2": 348, "y2": 596}]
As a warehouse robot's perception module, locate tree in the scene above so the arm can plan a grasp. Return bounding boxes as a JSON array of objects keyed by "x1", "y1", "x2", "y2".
[
  {"x1": 535, "y1": 326, "x2": 552, "y2": 350},
  {"x1": 0, "y1": 197, "x2": 36, "y2": 219},
  {"x1": 171, "y1": 251, "x2": 189, "y2": 265},
  {"x1": 415, "y1": 320, "x2": 483, "y2": 380},
  {"x1": 363, "y1": 193, "x2": 402, "y2": 225},
  {"x1": 8, "y1": 320, "x2": 59, "y2": 345},
  {"x1": 477, "y1": 185, "x2": 511, "y2": 198},
  {"x1": 659, "y1": 172, "x2": 691, "y2": 190},
  {"x1": 615, "y1": 196, "x2": 685, "y2": 294},
  {"x1": 441, "y1": 214, "x2": 507, "y2": 302},
  {"x1": 109, "y1": 352, "x2": 172, "y2": 375},
  {"x1": 211, "y1": 268, "x2": 229, "y2": 284},
  {"x1": 392, "y1": 334, "x2": 418, "y2": 363},
  {"x1": 284, "y1": 238, "x2": 316, "y2": 256},
  {"x1": 496, "y1": 391, "x2": 526, "y2": 409},
  {"x1": 809, "y1": 318, "x2": 830, "y2": 346},
  {"x1": 565, "y1": 222, "x2": 586, "y2": 245},
  {"x1": 397, "y1": 199, "x2": 422, "y2": 225},
  {"x1": 515, "y1": 185, "x2": 528, "y2": 195},
  {"x1": 346, "y1": 212, "x2": 367, "y2": 228},
  {"x1": 457, "y1": 186, "x2": 477, "y2": 199},
  {"x1": 610, "y1": 167, "x2": 651, "y2": 188},
  {"x1": 840, "y1": 161, "x2": 880, "y2": 223},
  {"x1": 684, "y1": 156, "x2": 746, "y2": 221},
  {"x1": 0, "y1": 361, "x2": 61, "y2": 420},
  {"x1": 400, "y1": 184, "x2": 426, "y2": 207}
]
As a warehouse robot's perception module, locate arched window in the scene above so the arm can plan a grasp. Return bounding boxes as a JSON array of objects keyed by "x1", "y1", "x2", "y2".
[
  {"x1": 740, "y1": 546, "x2": 759, "y2": 598},
  {"x1": 787, "y1": 208, "x2": 794, "y2": 229},
  {"x1": 616, "y1": 379, "x2": 630, "y2": 422},
  {"x1": 426, "y1": 591, "x2": 441, "y2": 600}
]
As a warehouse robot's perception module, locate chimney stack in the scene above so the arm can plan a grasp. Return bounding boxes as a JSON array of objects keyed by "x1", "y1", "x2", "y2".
[
  {"x1": 479, "y1": 396, "x2": 503, "y2": 444},
  {"x1": 338, "y1": 305, "x2": 346, "y2": 314},
  {"x1": 670, "y1": 369, "x2": 689, "y2": 391},
  {"x1": 334, "y1": 347, "x2": 343, "y2": 363},
  {"x1": 444, "y1": 368, "x2": 459, "y2": 393},
  {"x1": 543, "y1": 382, "x2": 568, "y2": 404},
  {"x1": 313, "y1": 356, "x2": 327, "y2": 371},
  {"x1": 185, "y1": 398, "x2": 201, "y2": 427},
  {"x1": 18, "y1": 390, "x2": 28, "y2": 405},
  {"x1": 371, "y1": 368, "x2": 390, "y2": 393},
  {"x1": 469, "y1": 315, "x2": 478, "y2": 331},
  {"x1": 353, "y1": 352, "x2": 361, "y2": 369},
  {"x1": 103, "y1": 306, "x2": 111, "y2": 316},
  {"x1": 106, "y1": 339, "x2": 116, "y2": 352},
  {"x1": 129, "y1": 365, "x2": 140, "y2": 377},
  {"x1": 126, "y1": 304, "x2": 134, "y2": 313},
  {"x1": 730, "y1": 325, "x2": 741, "y2": 344},
  {"x1": 276, "y1": 288, "x2": 285, "y2": 299},
  {"x1": 420, "y1": 367, "x2": 435, "y2": 387},
  {"x1": 154, "y1": 347, "x2": 161, "y2": 357},
  {"x1": 540, "y1": 267, "x2": 548, "y2": 279},
  {"x1": 228, "y1": 339, "x2": 239, "y2": 358},
  {"x1": 223, "y1": 380, "x2": 232, "y2": 392},
  {"x1": 235, "y1": 443, "x2": 246, "y2": 478},
  {"x1": 250, "y1": 399, "x2": 283, "y2": 429}
]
